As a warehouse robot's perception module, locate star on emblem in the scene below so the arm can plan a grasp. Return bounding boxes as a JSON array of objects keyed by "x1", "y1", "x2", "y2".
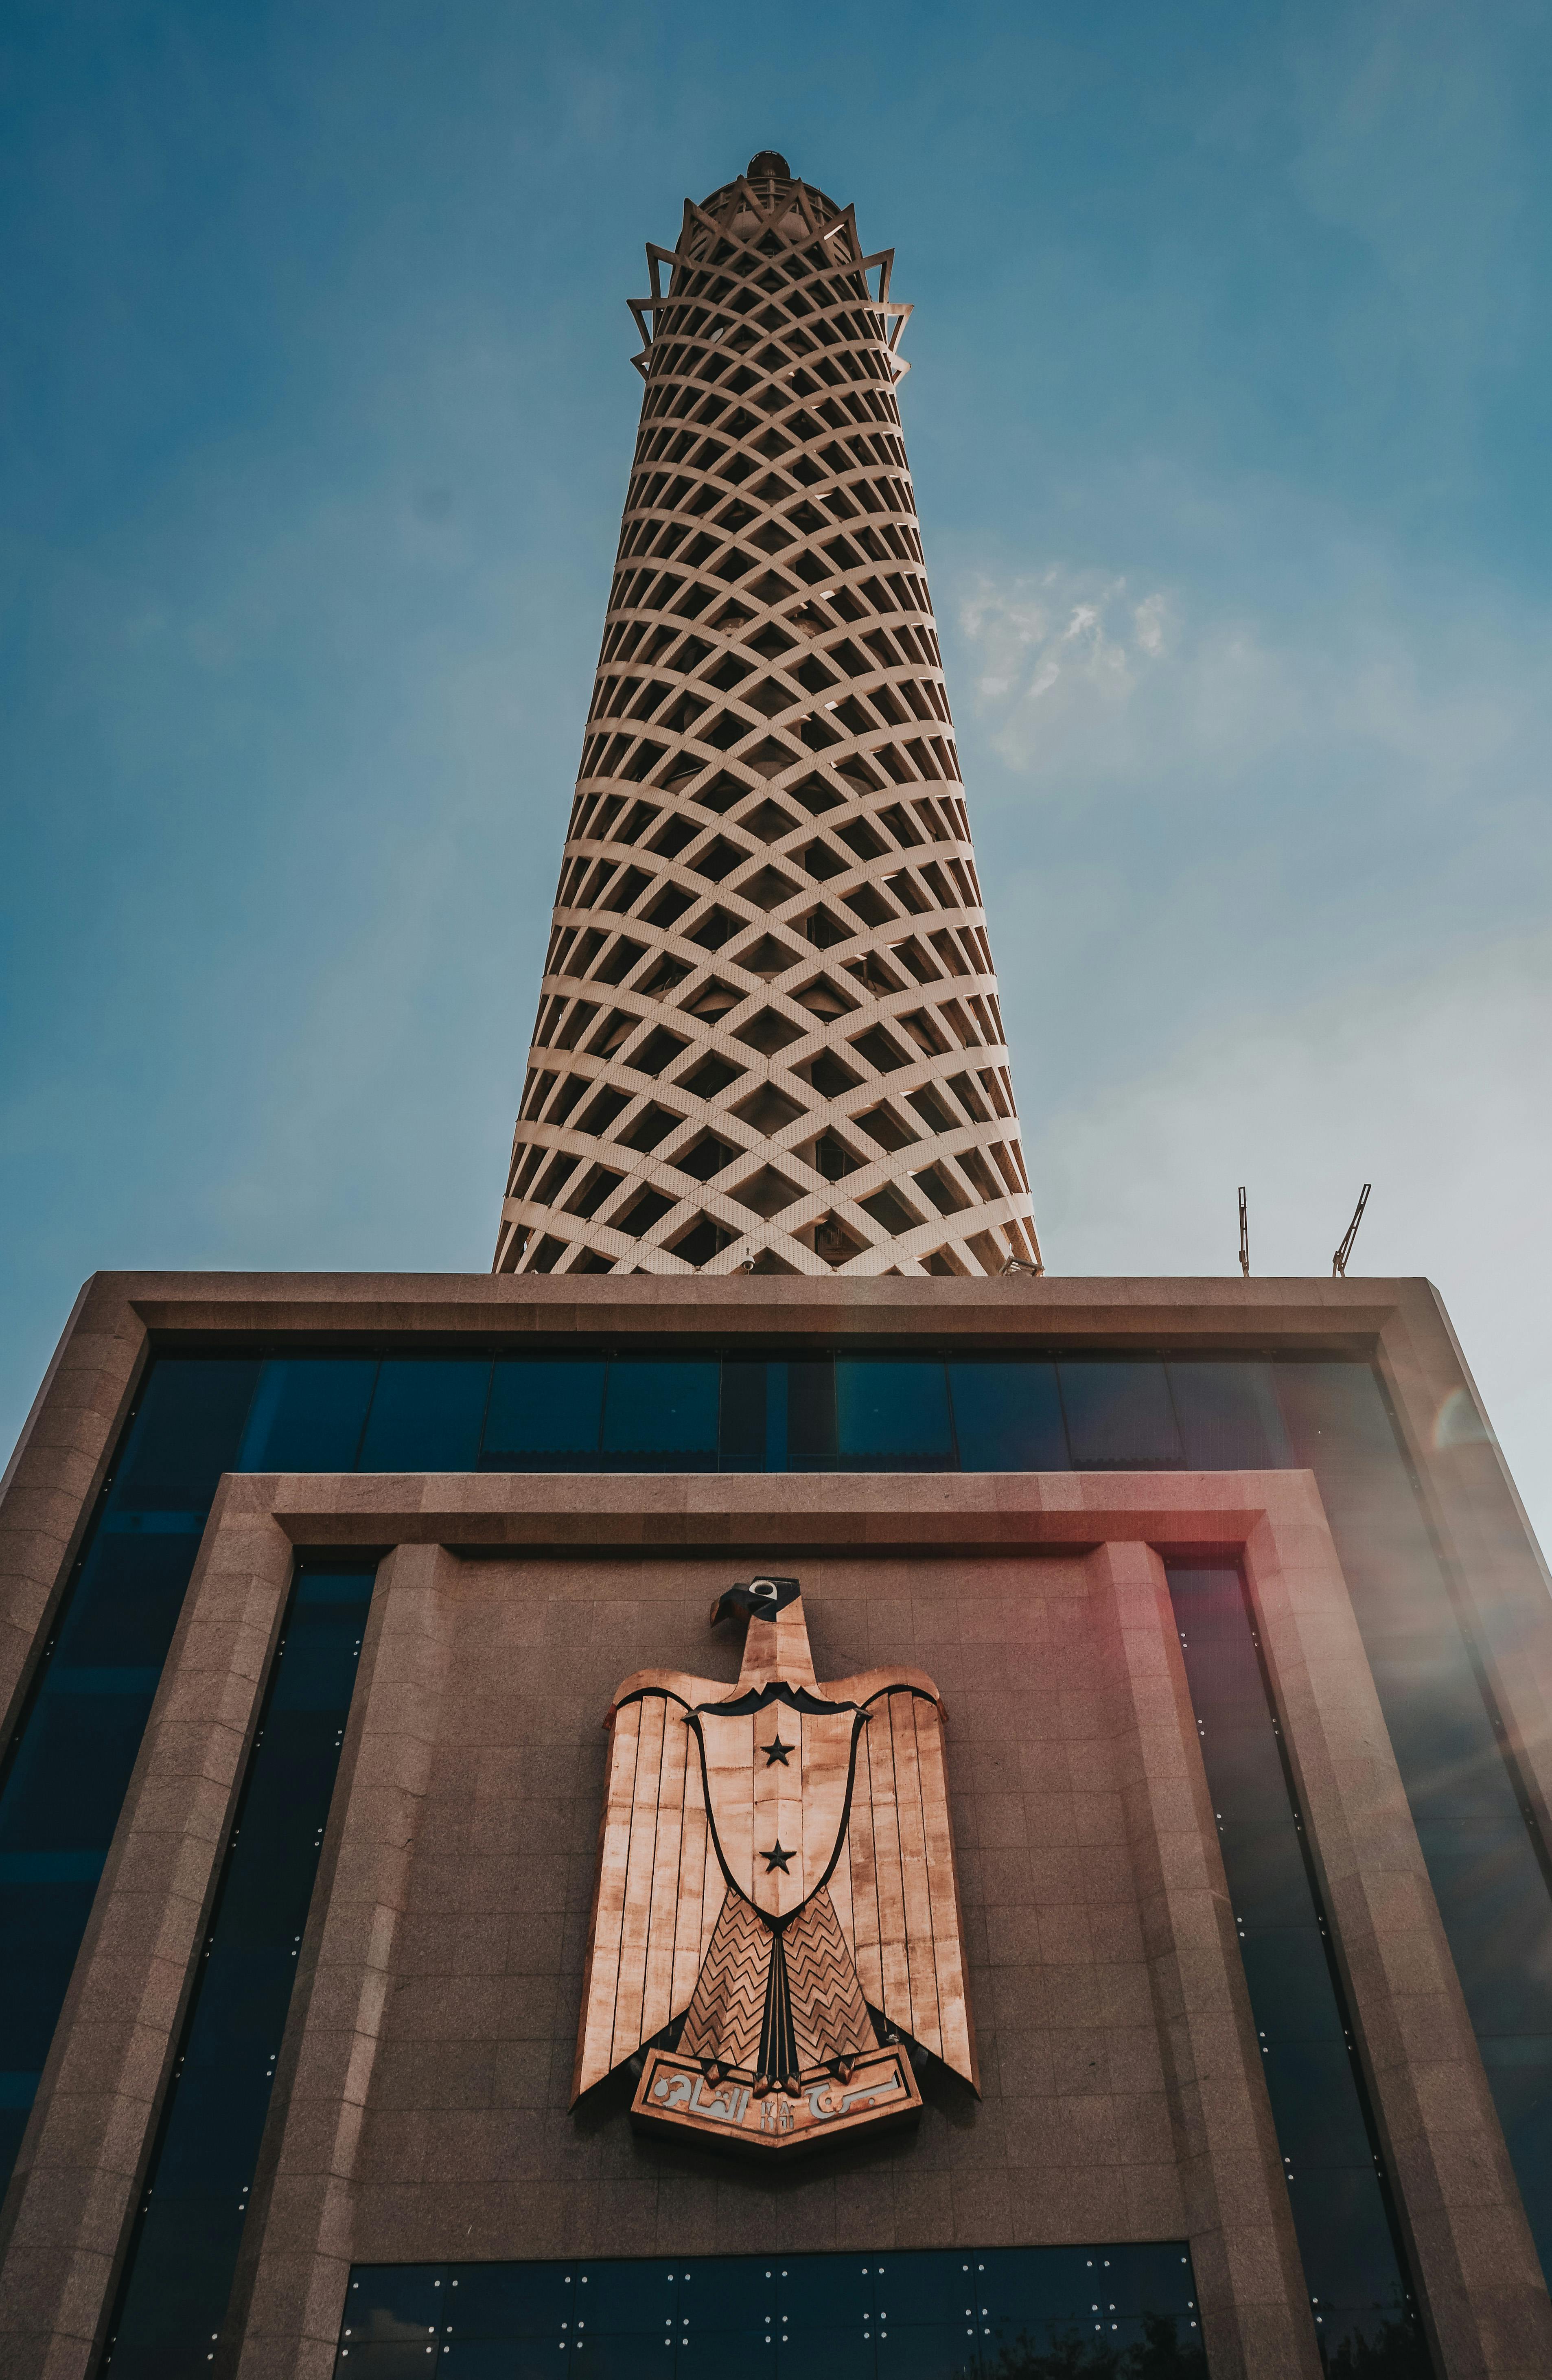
[
  {"x1": 762, "y1": 1736, "x2": 793, "y2": 1766},
  {"x1": 762, "y1": 1841, "x2": 794, "y2": 1873}
]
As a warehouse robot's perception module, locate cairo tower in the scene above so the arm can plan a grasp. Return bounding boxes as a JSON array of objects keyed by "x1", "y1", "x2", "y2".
[
  {"x1": 1, "y1": 153, "x2": 1549, "y2": 2380},
  {"x1": 496, "y1": 153, "x2": 1041, "y2": 1281}
]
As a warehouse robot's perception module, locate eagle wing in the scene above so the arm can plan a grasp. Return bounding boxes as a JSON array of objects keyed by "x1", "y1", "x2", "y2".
[
  {"x1": 570, "y1": 1679, "x2": 723, "y2": 2102},
  {"x1": 572, "y1": 1662, "x2": 980, "y2": 2101},
  {"x1": 832, "y1": 1674, "x2": 978, "y2": 2091}
]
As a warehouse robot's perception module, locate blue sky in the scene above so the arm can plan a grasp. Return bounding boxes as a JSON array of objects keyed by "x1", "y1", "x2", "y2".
[{"x1": 3, "y1": 0, "x2": 1550, "y2": 1541}]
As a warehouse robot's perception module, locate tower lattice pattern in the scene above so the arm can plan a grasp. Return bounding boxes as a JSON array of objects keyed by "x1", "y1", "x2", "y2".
[{"x1": 495, "y1": 155, "x2": 1042, "y2": 1278}]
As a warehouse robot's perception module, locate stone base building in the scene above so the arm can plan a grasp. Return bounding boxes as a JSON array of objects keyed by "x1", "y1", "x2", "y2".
[{"x1": 0, "y1": 1272, "x2": 1549, "y2": 2379}]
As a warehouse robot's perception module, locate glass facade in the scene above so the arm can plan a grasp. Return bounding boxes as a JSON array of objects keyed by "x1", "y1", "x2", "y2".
[
  {"x1": 0, "y1": 1357, "x2": 261, "y2": 2181},
  {"x1": 1, "y1": 1342, "x2": 1548, "y2": 2349},
  {"x1": 228, "y1": 1349, "x2": 1289, "y2": 1476},
  {"x1": 1167, "y1": 1566, "x2": 1427, "y2": 2375},
  {"x1": 334, "y1": 2245, "x2": 1204, "y2": 2378},
  {"x1": 99, "y1": 1559, "x2": 377, "y2": 2380},
  {"x1": 1274, "y1": 1365, "x2": 1552, "y2": 2276}
]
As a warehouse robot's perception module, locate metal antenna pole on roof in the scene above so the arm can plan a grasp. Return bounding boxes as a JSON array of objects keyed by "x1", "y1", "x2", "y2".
[
  {"x1": 1238, "y1": 1188, "x2": 1250, "y2": 1279},
  {"x1": 1332, "y1": 1184, "x2": 1372, "y2": 1279}
]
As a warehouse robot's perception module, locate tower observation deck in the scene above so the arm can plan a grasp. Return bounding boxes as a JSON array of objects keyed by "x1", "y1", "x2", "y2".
[{"x1": 495, "y1": 155, "x2": 1042, "y2": 1278}]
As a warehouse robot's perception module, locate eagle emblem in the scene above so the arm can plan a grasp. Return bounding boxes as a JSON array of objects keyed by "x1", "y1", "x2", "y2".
[{"x1": 572, "y1": 1575, "x2": 977, "y2": 2154}]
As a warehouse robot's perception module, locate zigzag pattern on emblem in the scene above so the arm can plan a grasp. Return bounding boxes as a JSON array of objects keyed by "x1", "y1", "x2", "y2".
[
  {"x1": 678, "y1": 1890, "x2": 767, "y2": 2071},
  {"x1": 784, "y1": 1889, "x2": 874, "y2": 2067},
  {"x1": 677, "y1": 1882, "x2": 876, "y2": 2083}
]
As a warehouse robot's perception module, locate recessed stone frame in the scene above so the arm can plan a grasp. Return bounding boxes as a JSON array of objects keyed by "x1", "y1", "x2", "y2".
[{"x1": 0, "y1": 1452, "x2": 1546, "y2": 2380}]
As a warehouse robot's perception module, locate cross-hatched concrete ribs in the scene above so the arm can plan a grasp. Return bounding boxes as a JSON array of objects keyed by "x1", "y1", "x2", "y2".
[{"x1": 495, "y1": 157, "x2": 1042, "y2": 1279}]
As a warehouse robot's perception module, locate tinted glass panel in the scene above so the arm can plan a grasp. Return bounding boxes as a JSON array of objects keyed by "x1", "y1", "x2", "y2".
[
  {"x1": 1213, "y1": 1822, "x2": 1313, "y2": 1929},
  {"x1": 776, "y1": 2256, "x2": 872, "y2": 2325},
  {"x1": 103, "y1": 1565, "x2": 375, "y2": 2379},
  {"x1": 787, "y1": 1360, "x2": 838, "y2": 1469},
  {"x1": 333, "y1": 2249, "x2": 1205, "y2": 2378},
  {"x1": 239, "y1": 1358, "x2": 379, "y2": 1471},
  {"x1": 1414, "y1": 1821, "x2": 1552, "y2": 2031},
  {"x1": 110, "y1": 1359, "x2": 261, "y2": 1511},
  {"x1": 575, "y1": 2260, "x2": 678, "y2": 2332},
  {"x1": 876, "y1": 2325, "x2": 977, "y2": 2380},
  {"x1": 1274, "y1": 1359, "x2": 1552, "y2": 2281},
  {"x1": 484, "y1": 1359, "x2": 606, "y2": 1465},
  {"x1": 0, "y1": 1679, "x2": 156, "y2": 1852},
  {"x1": 1167, "y1": 1360, "x2": 1291, "y2": 1471},
  {"x1": 834, "y1": 1360, "x2": 953, "y2": 1467},
  {"x1": 0, "y1": 1364, "x2": 259, "y2": 2196},
  {"x1": 1261, "y1": 2042, "x2": 1374, "y2": 2169},
  {"x1": 344, "y1": 2265, "x2": 448, "y2": 2341},
  {"x1": 1057, "y1": 1361, "x2": 1182, "y2": 1470},
  {"x1": 869, "y1": 2249, "x2": 969, "y2": 2327},
  {"x1": 601, "y1": 1361, "x2": 720, "y2": 1464},
  {"x1": 445, "y1": 2259, "x2": 572, "y2": 2335},
  {"x1": 717, "y1": 1358, "x2": 770, "y2": 1471},
  {"x1": 338, "y1": 2347, "x2": 443, "y2": 2380},
  {"x1": 684, "y1": 2256, "x2": 776, "y2": 2330},
  {"x1": 1479, "y1": 2037, "x2": 1552, "y2": 2274},
  {"x1": 358, "y1": 1361, "x2": 490, "y2": 1470},
  {"x1": 1167, "y1": 1566, "x2": 1427, "y2": 2370},
  {"x1": 0, "y1": 1871, "x2": 96, "y2": 2173},
  {"x1": 677, "y1": 2336, "x2": 769, "y2": 2380},
  {"x1": 46, "y1": 1532, "x2": 193, "y2": 1668},
  {"x1": 947, "y1": 1362, "x2": 1068, "y2": 1471}
]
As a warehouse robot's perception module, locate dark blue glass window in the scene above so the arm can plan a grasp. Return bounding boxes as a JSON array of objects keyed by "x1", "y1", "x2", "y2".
[
  {"x1": 1167, "y1": 1360, "x2": 1292, "y2": 1470},
  {"x1": 716, "y1": 1357, "x2": 772, "y2": 1471},
  {"x1": 101, "y1": 1562, "x2": 376, "y2": 2379},
  {"x1": 482, "y1": 1357, "x2": 606, "y2": 1467},
  {"x1": 835, "y1": 1358, "x2": 954, "y2": 1467},
  {"x1": 947, "y1": 1361, "x2": 1068, "y2": 1471},
  {"x1": 337, "y1": 2246, "x2": 1204, "y2": 2377},
  {"x1": 358, "y1": 1360, "x2": 490, "y2": 1471},
  {"x1": 109, "y1": 1358, "x2": 263, "y2": 1513},
  {"x1": 1274, "y1": 1360, "x2": 1552, "y2": 2283},
  {"x1": 600, "y1": 1359, "x2": 720, "y2": 1467},
  {"x1": 0, "y1": 1360, "x2": 260, "y2": 2184},
  {"x1": 238, "y1": 1357, "x2": 379, "y2": 1470},
  {"x1": 1167, "y1": 1565, "x2": 1429, "y2": 2374},
  {"x1": 787, "y1": 1358, "x2": 838, "y2": 1469},
  {"x1": 1057, "y1": 1360, "x2": 1183, "y2": 1469}
]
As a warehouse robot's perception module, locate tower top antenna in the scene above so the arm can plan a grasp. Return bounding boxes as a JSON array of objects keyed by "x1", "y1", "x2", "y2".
[{"x1": 1333, "y1": 1184, "x2": 1372, "y2": 1279}]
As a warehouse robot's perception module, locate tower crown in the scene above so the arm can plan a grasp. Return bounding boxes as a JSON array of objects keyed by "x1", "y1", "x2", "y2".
[{"x1": 495, "y1": 164, "x2": 1041, "y2": 1279}]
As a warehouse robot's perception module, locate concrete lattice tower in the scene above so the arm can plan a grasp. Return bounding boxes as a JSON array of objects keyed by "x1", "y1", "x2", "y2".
[{"x1": 495, "y1": 154, "x2": 1042, "y2": 1279}]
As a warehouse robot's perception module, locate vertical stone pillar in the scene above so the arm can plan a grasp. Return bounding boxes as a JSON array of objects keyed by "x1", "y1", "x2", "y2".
[
  {"x1": 1089, "y1": 1537, "x2": 1321, "y2": 2380},
  {"x1": 1241, "y1": 1497, "x2": 1552, "y2": 2378},
  {"x1": 234, "y1": 1542, "x2": 456, "y2": 2380}
]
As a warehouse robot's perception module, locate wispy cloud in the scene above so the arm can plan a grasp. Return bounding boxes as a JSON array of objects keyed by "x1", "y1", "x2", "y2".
[
  {"x1": 959, "y1": 553, "x2": 1549, "y2": 805},
  {"x1": 961, "y1": 568, "x2": 1172, "y2": 745}
]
